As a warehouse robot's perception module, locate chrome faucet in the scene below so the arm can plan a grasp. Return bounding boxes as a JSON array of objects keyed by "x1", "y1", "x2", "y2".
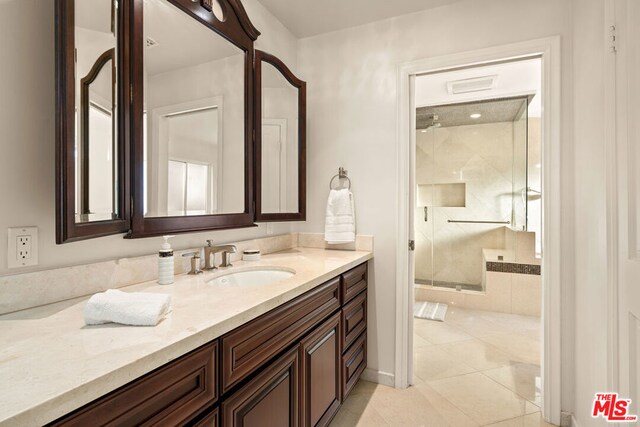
[{"x1": 204, "y1": 240, "x2": 237, "y2": 269}]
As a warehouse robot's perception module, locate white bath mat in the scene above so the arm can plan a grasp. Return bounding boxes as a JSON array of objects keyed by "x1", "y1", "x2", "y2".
[{"x1": 414, "y1": 301, "x2": 448, "y2": 322}]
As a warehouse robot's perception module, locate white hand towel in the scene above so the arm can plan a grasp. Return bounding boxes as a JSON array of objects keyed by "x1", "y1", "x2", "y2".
[
  {"x1": 84, "y1": 289, "x2": 171, "y2": 326},
  {"x1": 324, "y1": 188, "x2": 356, "y2": 244}
]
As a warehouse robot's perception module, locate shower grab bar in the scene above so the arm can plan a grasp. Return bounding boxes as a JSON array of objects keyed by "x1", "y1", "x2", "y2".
[{"x1": 447, "y1": 220, "x2": 511, "y2": 225}]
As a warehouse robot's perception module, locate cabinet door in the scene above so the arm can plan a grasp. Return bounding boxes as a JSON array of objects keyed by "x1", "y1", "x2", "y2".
[
  {"x1": 222, "y1": 348, "x2": 299, "y2": 427},
  {"x1": 299, "y1": 313, "x2": 342, "y2": 427}
]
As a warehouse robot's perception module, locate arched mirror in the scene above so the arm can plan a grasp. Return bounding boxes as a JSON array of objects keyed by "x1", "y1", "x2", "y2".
[
  {"x1": 255, "y1": 50, "x2": 306, "y2": 221},
  {"x1": 129, "y1": 0, "x2": 260, "y2": 238},
  {"x1": 55, "y1": 0, "x2": 129, "y2": 243}
]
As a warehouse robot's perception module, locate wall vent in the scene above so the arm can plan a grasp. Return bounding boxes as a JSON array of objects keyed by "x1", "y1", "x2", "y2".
[
  {"x1": 447, "y1": 75, "x2": 498, "y2": 94},
  {"x1": 146, "y1": 37, "x2": 159, "y2": 48}
]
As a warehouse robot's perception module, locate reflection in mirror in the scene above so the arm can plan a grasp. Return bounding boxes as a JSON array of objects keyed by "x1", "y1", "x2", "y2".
[
  {"x1": 75, "y1": 0, "x2": 118, "y2": 223},
  {"x1": 260, "y1": 62, "x2": 299, "y2": 214},
  {"x1": 143, "y1": 0, "x2": 245, "y2": 218}
]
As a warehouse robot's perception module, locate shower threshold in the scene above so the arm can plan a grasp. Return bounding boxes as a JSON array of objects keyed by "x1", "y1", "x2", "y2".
[{"x1": 415, "y1": 279, "x2": 482, "y2": 292}]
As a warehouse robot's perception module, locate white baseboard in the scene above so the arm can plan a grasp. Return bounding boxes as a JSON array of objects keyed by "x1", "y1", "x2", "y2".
[
  {"x1": 570, "y1": 414, "x2": 581, "y2": 427},
  {"x1": 559, "y1": 412, "x2": 572, "y2": 427},
  {"x1": 361, "y1": 368, "x2": 395, "y2": 387}
]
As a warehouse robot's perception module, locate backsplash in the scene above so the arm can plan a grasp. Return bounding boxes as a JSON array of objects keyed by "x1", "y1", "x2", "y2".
[{"x1": 0, "y1": 233, "x2": 373, "y2": 315}]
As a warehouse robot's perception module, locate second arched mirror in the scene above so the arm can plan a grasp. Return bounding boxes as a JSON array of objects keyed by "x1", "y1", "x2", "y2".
[{"x1": 254, "y1": 50, "x2": 306, "y2": 222}]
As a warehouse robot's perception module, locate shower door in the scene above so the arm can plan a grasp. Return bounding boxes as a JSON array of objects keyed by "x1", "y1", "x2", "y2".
[
  {"x1": 414, "y1": 124, "x2": 435, "y2": 287},
  {"x1": 414, "y1": 98, "x2": 529, "y2": 292}
]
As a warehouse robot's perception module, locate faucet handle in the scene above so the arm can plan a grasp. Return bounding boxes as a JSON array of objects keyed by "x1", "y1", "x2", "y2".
[
  {"x1": 219, "y1": 245, "x2": 237, "y2": 268},
  {"x1": 206, "y1": 239, "x2": 214, "y2": 246},
  {"x1": 182, "y1": 252, "x2": 203, "y2": 275}
]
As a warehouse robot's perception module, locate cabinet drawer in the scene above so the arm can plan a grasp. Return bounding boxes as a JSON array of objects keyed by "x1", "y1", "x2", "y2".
[
  {"x1": 341, "y1": 331, "x2": 366, "y2": 401},
  {"x1": 51, "y1": 342, "x2": 218, "y2": 427},
  {"x1": 341, "y1": 263, "x2": 367, "y2": 304},
  {"x1": 193, "y1": 407, "x2": 218, "y2": 427},
  {"x1": 221, "y1": 278, "x2": 340, "y2": 393},
  {"x1": 222, "y1": 347, "x2": 299, "y2": 427},
  {"x1": 341, "y1": 291, "x2": 366, "y2": 351}
]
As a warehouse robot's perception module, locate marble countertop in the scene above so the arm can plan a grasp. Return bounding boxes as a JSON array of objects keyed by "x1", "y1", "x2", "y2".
[{"x1": 0, "y1": 247, "x2": 372, "y2": 426}]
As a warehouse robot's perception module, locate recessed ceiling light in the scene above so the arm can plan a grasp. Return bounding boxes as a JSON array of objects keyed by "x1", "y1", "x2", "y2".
[
  {"x1": 470, "y1": 113, "x2": 482, "y2": 119},
  {"x1": 420, "y1": 130, "x2": 427, "y2": 133}
]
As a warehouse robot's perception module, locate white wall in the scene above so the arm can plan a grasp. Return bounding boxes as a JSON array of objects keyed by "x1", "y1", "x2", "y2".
[
  {"x1": 0, "y1": 0, "x2": 299, "y2": 277},
  {"x1": 296, "y1": 0, "x2": 575, "y2": 408},
  {"x1": 572, "y1": 0, "x2": 609, "y2": 425}
]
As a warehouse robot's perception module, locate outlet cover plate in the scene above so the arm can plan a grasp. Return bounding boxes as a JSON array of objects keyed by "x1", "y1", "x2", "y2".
[{"x1": 8, "y1": 227, "x2": 38, "y2": 268}]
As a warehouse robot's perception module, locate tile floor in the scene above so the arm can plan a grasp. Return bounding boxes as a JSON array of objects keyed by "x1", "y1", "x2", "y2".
[{"x1": 331, "y1": 306, "x2": 556, "y2": 427}]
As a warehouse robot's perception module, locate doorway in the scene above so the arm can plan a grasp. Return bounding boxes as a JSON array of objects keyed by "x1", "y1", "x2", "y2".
[{"x1": 395, "y1": 37, "x2": 562, "y2": 426}]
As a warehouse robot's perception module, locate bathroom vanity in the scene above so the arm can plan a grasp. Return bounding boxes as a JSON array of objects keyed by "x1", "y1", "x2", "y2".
[{"x1": 0, "y1": 248, "x2": 371, "y2": 426}]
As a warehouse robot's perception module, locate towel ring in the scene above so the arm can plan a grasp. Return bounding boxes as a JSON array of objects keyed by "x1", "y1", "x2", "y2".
[{"x1": 329, "y1": 167, "x2": 351, "y2": 190}]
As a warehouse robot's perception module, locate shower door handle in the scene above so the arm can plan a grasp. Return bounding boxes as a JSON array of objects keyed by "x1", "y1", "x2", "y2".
[{"x1": 424, "y1": 207, "x2": 428, "y2": 222}]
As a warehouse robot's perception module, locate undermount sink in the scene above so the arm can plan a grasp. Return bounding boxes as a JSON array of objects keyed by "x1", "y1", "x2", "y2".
[{"x1": 207, "y1": 268, "x2": 295, "y2": 288}]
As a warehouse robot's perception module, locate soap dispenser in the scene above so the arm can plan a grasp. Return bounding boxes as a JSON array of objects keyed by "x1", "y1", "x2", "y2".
[{"x1": 158, "y1": 236, "x2": 175, "y2": 285}]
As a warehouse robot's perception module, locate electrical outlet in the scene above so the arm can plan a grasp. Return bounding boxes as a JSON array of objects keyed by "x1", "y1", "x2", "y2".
[
  {"x1": 17, "y1": 235, "x2": 32, "y2": 260},
  {"x1": 8, "y1": 227, "x2": 38, "y2": 268}
]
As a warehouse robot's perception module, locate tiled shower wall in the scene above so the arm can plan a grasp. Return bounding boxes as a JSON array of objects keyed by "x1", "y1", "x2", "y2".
[{"x1": 415, "y1": 122, "x2": 514, "y2": 286}]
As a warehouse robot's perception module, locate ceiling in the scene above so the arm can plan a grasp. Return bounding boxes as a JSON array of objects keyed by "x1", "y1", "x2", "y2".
[
  {"x1": 256, "y1": 0, "x2": 467, "y2": 38},
  {"x1": 416, "y1": 97, "x2": 530, "y2": 129}
]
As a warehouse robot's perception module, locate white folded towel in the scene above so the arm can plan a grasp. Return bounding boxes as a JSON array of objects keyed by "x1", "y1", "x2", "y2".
[
  {"x1": 324, "y1": 188, "x2": 356, "y2": 244},
  {"x1": 84, "y1": 289, "x2": 171, "y2": 326}
]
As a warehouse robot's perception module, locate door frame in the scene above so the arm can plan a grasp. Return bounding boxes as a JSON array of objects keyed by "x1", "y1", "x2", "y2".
[
  {"x1": 395, "y1": 36, "x2": 562, "y2": 425},
  {"x1": 148, "y1": 96, "x2": 224, "y2": 216}
]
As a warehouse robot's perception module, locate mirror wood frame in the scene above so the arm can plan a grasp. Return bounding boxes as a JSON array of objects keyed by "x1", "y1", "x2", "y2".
[
  {"x1": 127, "y1": 0, "x2": 261, "y2": 238},
  {"x1": 254, "y1": 50, "x2": 307, "y2": 222},
  {"x1": 55, "y1": 0, "x2": 130, "y2": 244}
]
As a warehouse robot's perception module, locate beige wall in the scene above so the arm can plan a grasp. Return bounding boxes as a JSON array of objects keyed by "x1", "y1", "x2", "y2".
[{"x1": 0, "y1": 0, "x2": 299, "y2": 278}]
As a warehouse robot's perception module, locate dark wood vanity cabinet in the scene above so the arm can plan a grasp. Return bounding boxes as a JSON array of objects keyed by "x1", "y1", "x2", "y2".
[{"x1": 51, "y1": 262, "x2": 368, "y2": 427}]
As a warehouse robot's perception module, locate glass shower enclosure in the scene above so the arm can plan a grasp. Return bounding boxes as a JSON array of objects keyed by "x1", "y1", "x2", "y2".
[{"x1": 414, "y1": 97, "x2": 529, "y2": 292}]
